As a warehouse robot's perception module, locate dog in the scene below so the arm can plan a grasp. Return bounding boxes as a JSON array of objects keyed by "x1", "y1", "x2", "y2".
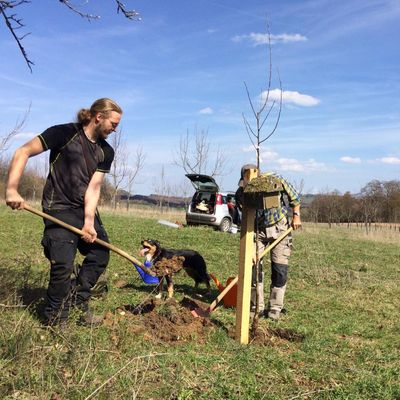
[{"x1": 139, "y1": 239, "x2": 211, "y2": 298}]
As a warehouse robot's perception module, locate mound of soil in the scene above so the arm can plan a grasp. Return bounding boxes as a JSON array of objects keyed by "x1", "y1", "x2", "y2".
[
  {"x1": 103, "y1": 297, "x2": 215, "y2": 344},
  {"x1": 103, "y1": 297, "x2": 305, "y2": 346},
  {"x1": 249, "y1": 325, "x2": 305, "y2": 346}
]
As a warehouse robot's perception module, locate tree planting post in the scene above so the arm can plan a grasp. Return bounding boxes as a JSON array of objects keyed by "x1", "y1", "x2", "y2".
[{"x1": 235, "y1": 168, "x2": 258, "y2": 344}]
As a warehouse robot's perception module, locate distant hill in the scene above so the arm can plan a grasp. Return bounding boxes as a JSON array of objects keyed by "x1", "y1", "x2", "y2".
[
  {"x1": 119, "y1": 192, "x2": 191, "y2": 208},
  {"x1": 119, "y1": 191, "x2": 316, "y2": 209}
]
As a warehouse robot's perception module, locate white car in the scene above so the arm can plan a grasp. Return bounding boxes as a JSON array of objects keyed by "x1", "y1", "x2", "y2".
[{"x1": 185, "y1": 174, "x2": 237, "y2": 232}]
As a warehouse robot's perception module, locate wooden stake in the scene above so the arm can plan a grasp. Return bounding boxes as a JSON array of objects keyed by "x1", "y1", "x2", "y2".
[{"x1": 235, "y1": 168, "x2": 258, "y2": 344}]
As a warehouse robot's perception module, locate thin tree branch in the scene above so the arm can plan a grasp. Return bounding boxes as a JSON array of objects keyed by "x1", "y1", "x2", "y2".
[
  {"x1": 1, "y1": 0, "x2": 140, "y2": 72},
  {"x1": 58, "y1": 0, "x2": 100, "y2": 20},
  {"x1": 259, "y1": 100, "x2": 276, "y2": 131},
  {"x1": 259, "y1": 20, "x2": 273, "y2": 115},
  {"x1": 242, "y1": 114, "x2": 257, "y2": 147},
  {"x1": 259, "y1": 73, "x2": 282, "y2": 144},
  {"x1": 0, "y1": 104, "x2": 31, "y2": 155},
  {"x1": 244, "y1": 81, "x2": 257, "y2": 119},
  {"x1": 115, "y1": 0, "x2": 140, "y2": 20},
  {"x1": 0, "y1": 1, "x2": 33, "y2": 72}
]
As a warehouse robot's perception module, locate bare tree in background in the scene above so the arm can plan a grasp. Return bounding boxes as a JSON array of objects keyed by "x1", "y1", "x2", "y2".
[
  {"x1": 152, "y1": 165, "x2": 172, "y2": 213},
  {"x1": 124, "y1": 146, "x2": 145, "y2": 210},
  {"x1": 0, "y1": 106, "x2": 30, "y2": 157},
  {"x1": 174, "y1": 127, "x2": 227, "y2": 177},
  {"x1": 0, "y1": 0, "x2": 140, "y2": 72},
  {"x1": 177, "y1": 179, "x2": 193, "y2": 208},
  {"x1": 360, "y1": 180, "x2": 384, "y2": 234},
  {"x1": 109, "y1": 129, "x2": 128, "y2": 209},
  {"x1": 242, "y1": 22, "x2": 282, "y2": 171}
]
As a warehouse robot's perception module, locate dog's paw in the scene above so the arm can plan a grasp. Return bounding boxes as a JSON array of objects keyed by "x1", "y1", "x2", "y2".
[{"x1": 155, "y1": 293, "x2": 162, "y2": 299}]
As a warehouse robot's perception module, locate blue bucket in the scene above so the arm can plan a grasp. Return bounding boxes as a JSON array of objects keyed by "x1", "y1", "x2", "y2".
[{"x1": 134, "y1": 260, "x2": 160, "y2": 284}]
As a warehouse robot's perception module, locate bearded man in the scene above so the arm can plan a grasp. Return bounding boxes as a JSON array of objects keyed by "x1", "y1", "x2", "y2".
[{"x1": 5, "y1": 98, "x2": 122, "y2": 326}]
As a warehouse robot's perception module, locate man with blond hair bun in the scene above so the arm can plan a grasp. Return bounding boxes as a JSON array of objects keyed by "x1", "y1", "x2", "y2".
[{"x1": 5, "y1": 98, "x2": 122, "y2": 326}]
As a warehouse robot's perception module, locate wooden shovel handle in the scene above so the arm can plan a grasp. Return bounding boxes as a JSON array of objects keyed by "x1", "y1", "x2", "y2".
[
  {"x1": 23, "y1": 204, "x2": 155, "y2": 276},
  {"x1": 259, "y1": 226, "x2": 293, "y2": 260},
  {"x1": 207, "y1": 275, "x2": 239, "y2": 313}
]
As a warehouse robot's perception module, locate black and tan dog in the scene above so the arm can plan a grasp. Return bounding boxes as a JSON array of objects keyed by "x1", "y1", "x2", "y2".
[{"x1": 139, "y1": 239, "x2": 211, "y2": 298}]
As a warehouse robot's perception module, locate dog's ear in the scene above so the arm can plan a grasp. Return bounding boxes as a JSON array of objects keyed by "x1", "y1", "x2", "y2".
[{"x1": 146, "y1": 239, "x2": 160, "y2": 248}]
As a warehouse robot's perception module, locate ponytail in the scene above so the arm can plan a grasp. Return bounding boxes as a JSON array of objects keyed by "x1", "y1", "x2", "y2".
[{"x1": 76, "y1": 98, "x2": 122, "y2": 125}]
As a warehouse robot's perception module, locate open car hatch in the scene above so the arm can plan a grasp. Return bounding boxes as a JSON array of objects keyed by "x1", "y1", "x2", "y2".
[{"x1": 185, "y1": 174, "x2": 219, "y2": 192}]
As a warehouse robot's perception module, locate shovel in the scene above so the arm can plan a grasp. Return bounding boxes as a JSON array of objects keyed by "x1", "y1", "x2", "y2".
[
  {"x1": 209, "y1": 274, "x2": 237, "y2": 308},
  {"x1": 23, "y1": 204, "x2": 158, "y2": 281},
  {"x1": 259, "y1": 226, "x2": 293, "y2": 260},
  {"x1": 191, "y1": 276, "x2": 239, "y2": 318}
]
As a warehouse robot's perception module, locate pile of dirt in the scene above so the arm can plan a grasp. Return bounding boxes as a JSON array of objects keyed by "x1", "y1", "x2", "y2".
[
  {"x1": 103, "y1": 297, "x2": 215, "y2": 344},
  {"x1": 249, "y1": 325, "x2": 305, "y2": 346},
  {"x1": 103, "y1": 297, "x2": 305, "y2": 347}
]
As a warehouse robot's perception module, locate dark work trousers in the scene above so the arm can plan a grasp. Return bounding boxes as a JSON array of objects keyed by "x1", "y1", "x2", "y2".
[{"x1": 41, "y1": 208, "x2": 110, "y2": 323}]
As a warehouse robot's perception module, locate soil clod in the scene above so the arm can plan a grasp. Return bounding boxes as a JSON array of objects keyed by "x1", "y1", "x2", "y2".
[{"x1": 106, "y1": 297, "x2": 215, "y2": 344}]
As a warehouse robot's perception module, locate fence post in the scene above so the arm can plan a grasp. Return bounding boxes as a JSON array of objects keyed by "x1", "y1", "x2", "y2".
[{"x1": 235, "y1": 168, "x2": 258, "y2": 345}]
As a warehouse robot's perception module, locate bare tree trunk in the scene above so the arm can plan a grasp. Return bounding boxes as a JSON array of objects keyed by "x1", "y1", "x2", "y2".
[
  {"x1": 124, "y1": 146, "x2": 145, "y2": 212},
  {"x1": 109, "y1": 129, "x2": 128, "y2": 210}
]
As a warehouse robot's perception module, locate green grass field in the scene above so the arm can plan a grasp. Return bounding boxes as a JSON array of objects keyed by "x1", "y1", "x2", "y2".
[{"x1": 1, "y1": 205, "x2": 399, "y2": 399}]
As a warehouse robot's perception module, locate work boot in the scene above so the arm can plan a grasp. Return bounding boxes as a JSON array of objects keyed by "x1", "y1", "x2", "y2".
[
  {"x1": 43, "y1": 316, "x2": 68, "y2": 330},
  {"x1": 267, "y1": 285, "x2": 286, "y2": 320},
  {"x1": 77, "y1": 302, "x2": 103, "y2": 326}
]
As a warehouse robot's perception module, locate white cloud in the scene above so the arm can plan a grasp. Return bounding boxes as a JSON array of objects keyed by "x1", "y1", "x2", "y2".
[
  {"x1": 242, "y1": 146, "x2": 279, "y2": 163},
  {"x1": 14, "y1": 132, "x2": 37, "y2": 140},
  {"x1": 340, "y1": 156, "x2": 361, "y2": 164},
  {"x1": 261, "y1": 89, "x2": 320, "y2": 107},
  {"x1": 198, "y1": 107, "x2": 213, "y2": 115},
  {"x1": 233, "y1": 32, "x2": 307, "y2": 46},
  {"x1": 273, "y1": 158, "x2": 328, "y2": 172},
  {"x1": 260, "y1": 148, "x2": 279, "y2": 161},
  {"x1": 243, "y1": 147, "x2": 326, "y2": 172},
  {"x1": 378, "y1": 157, "x2": 400, "y2": 165},
  {"x1": 242, "y1": 145, "x2": 255, "y2": 152}
]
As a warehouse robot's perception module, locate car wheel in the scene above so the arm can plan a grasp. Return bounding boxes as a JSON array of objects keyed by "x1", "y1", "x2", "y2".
[{"x1": 219, "y1": 217, "x2": 232, "y2": 232}]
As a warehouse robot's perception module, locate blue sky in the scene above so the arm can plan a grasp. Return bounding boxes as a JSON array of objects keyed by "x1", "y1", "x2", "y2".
[{"x1": 1, "y1": 0, "x2": 399, "y2": 195}]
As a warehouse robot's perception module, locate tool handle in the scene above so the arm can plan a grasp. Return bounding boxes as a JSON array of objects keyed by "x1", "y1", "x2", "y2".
[
  {"x1": 23, "y1": 204, "x2": 153, "y2": 274},
  {"x1": 207, "y1": 275, "x2": 239, "y2": 313},
  {"x1": 259, "y1": 226, "x2": 293, "y2": 260}
]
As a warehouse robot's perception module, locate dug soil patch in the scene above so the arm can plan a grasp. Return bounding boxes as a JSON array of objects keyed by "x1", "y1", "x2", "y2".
[
  {"x1": 249, "y1": 325, "x2": 305, "y2": 346},
  {"x1": 103, "y1": 297, "x2": 215, "y2": 344}
]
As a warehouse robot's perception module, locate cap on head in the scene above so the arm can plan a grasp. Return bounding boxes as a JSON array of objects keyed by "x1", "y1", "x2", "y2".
[{"x1": 238, "y1": 163, "x2": 257, "y2": 186}]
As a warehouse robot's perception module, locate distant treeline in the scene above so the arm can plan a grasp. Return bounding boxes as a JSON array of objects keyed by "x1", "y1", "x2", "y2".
[
  {"x1": 302, "y1": 180, "x2": 400, "y2": 225},
  {"x1": 1, "y1": 158, "x2": 399, "y2": 223}
]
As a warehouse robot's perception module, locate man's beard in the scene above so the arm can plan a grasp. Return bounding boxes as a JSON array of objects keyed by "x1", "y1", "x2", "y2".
[{"x1": 94, "y1": 123, "x2": 109, "y2": 140}]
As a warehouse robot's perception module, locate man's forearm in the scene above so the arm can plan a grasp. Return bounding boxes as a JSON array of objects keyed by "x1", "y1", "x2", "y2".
[
  {"x1": 6, "y1": 148, "x2": 30, "y2": 192},
  {"x1": 84, "y1": 186, "x2": 101, "y2": 226},
  {"x1": 5, "y1": 137, "x2": 44, "y2": 209},
  {"x1": 83, "y1": 171, "x2": 105, "y2": 228}
]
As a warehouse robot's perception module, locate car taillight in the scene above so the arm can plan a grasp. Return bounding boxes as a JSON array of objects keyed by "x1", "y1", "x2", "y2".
[{"x1": 216, "y1": 194, "x2": 222, "y2": 205}]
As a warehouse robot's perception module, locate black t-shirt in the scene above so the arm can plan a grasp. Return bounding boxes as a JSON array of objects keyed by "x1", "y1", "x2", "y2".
[{"x1": 38, "y1": 123, "x2": 114, "y2": 210}]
